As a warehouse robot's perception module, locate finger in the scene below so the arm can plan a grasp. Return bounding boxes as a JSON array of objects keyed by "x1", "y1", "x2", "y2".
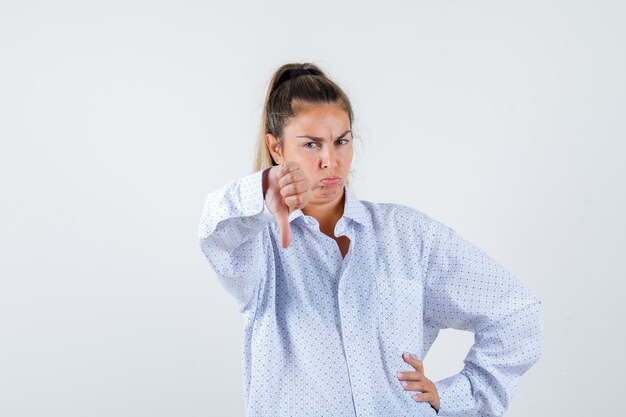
[
  {"x1": 282, "y1": 160, "x2": 300, "y2": 173},
  {"x1": 278, "y1": 167, "x2": 303, "y2": 188},
  {"x1": 280, "y1": 178, "x2": 307, "y2": 198},
  {"x1": 276, "y1": 210, "x2": 291, "y2": 248},
  {"x1": 396, "y1": 370, "x2": 424, "y2": 381},
  {"x1": 402, "y1": 352, "x2": 425, "y2": 373},
  {"x1": 278, "y1": 161, "x2": 300, "y2": 180},
  {"x1": 399, "y1": 380, "x2": 430, "y2": 392},
  {"x1": 411, "y1": 392, "x2": 435, "y2": 403},
  {"x1": 284, "y1": 194, "x2": 305, "y2": 210}
]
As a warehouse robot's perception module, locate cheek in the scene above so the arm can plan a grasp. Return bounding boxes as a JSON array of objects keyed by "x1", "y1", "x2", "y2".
[{"x1": 338, "y1": 147, "x2": 353, "y2": 163}]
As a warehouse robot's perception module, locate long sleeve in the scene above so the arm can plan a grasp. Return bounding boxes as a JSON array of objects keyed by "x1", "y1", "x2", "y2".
[
  {"x1": 197, "y1": 168, "x2": 274, "y2": 312},
  {"x1": 422, "y1": 218, "x2": 543, "y2": 417}
]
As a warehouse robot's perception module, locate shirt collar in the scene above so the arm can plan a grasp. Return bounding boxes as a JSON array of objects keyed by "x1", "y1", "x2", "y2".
[{"x1": 287, "y1": 185, "x2": 373, "y2": 228}]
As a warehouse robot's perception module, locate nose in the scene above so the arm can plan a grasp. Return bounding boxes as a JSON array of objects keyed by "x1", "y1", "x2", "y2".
[{"x1": 321, "y1": 146, "x2": 338, "y2": 170}]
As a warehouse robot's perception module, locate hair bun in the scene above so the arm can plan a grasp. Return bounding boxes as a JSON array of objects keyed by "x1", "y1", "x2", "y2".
[
  {"x1": 287, "y1": 68, "x2": 315, "y2": 79},
  {"x1": 274, "y1": 68, "x2": 316, "y2": 91}
]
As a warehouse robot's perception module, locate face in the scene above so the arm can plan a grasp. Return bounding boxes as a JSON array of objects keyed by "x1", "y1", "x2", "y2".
[{"x1": 266, "y1": 102, "x2": 353, "y2": 207}]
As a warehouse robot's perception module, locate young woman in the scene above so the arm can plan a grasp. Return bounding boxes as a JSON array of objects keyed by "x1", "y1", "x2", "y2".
[{"x1": 198, "y1": 63, "x2": 543, "y2": 417}]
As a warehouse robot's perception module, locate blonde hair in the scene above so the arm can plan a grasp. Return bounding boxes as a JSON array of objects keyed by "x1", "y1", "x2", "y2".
[{"x1": 253, "y1": 62, "x2": 355, "y2": 186}]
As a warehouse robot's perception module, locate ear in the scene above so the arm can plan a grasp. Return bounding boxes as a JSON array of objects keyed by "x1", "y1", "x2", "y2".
[{"x1": 265, "y1": 133, "x2": 283, "y2": 164}]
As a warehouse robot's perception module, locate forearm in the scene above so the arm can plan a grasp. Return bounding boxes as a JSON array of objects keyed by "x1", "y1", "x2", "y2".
[
  {"x1": 198, "y1": 168, "x2": 274, "y2": 252},
  {"x1": 422, "y1": 216, "x2": 544, "y2": 416},
  {"x1": 433, "y1": 300, "x2": 543, "y2": 417},
  {"x1": 197, "y1": 168, "x2": 275, "y2": 311}
]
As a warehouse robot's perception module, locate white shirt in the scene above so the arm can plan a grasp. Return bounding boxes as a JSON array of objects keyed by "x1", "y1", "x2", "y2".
[{"x1": 198, "y1": 168, "x2": 543, "y2": 417}]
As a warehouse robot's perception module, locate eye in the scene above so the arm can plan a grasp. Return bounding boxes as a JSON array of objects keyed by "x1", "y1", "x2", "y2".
[
  {"x1": 304, "y1": 142, "x2": 318, "y2": 148},
  {"x1": 337, "y1": 138, "x2": 350, "y2": 145}
]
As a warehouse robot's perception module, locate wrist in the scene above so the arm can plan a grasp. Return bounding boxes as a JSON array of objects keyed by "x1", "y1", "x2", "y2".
[{"x1": 262, "y1": 166, "x2": 272, "y2": 198}]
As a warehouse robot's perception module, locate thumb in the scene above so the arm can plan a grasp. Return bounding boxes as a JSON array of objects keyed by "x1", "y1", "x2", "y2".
[{"x1": 276, "y1": 209, "x2": 291, "y2": 248}]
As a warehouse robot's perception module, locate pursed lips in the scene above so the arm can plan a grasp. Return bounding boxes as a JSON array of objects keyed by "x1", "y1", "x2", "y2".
[{"x1": 321, "y1": 177, "x2": 341, "y2": 185}]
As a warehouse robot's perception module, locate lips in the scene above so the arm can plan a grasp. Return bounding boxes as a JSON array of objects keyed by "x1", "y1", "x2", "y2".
[{"x1": 321, "y1": 177, "x2": 340, "y2": 185}]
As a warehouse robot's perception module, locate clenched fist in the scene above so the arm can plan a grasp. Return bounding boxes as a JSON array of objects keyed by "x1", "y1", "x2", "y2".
[{"x1": 263, "y1": 161, "x2": 313, "y2": 248}]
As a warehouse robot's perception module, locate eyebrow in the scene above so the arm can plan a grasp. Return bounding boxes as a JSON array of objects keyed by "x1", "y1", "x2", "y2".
[{"x1": 295, "y1": 130, "x2": 352, "y2": 142}]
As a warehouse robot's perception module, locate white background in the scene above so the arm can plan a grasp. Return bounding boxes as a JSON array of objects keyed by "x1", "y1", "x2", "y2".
[{"x1": 1, "y1": 1, "x2": 624, "y2": 416}]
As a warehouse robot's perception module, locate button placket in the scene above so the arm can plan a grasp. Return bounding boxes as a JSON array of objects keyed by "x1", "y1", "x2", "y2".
[
  {"x1": 335, "y1": 225, "x2": 363, "y2": 415},
  {"x1": 335, "y1": 232, "x2": 359, "y2": 417}
]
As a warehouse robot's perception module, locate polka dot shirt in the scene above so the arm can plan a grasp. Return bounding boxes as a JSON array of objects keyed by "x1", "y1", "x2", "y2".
[{"x1": 198, "y1": 168, "x2": 543, "y2": 417}]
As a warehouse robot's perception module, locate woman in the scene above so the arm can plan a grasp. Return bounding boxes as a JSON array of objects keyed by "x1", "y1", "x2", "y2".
[{"x1": 198, "y1": 63, "x2": 543, "y2": 417}]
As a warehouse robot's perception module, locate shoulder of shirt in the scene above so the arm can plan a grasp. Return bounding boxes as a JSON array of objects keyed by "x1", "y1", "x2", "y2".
[{"x1": 356, "y1": 197, "x2": 449, "y2": 235}]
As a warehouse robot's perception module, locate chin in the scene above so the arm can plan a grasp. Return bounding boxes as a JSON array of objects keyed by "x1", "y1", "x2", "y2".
[{"x1": 314, "y1": 183, "x2": 343, "y2": 199}]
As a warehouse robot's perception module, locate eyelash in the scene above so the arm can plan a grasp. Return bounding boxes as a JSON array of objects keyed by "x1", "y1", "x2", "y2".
[{"x1": 304, "y1": 139, "x2": 349, "y2": 149}]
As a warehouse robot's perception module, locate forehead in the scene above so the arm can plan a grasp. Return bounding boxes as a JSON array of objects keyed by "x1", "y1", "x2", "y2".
[{"x1": 286, "y1": 103, "x2": 350, "y2": 136}]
